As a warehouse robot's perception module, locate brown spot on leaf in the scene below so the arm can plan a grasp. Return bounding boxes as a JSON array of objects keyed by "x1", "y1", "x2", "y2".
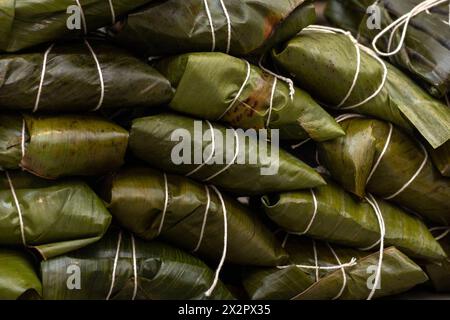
[
  {"x1": 223, "y1": 71, "x2": 274, "y2": 129},
  {"x1": 264, "y1": 13, "x2": 283, "y2": 40}
]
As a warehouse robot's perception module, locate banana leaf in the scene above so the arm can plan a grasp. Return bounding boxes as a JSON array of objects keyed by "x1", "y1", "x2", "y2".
[
  {"x1": 429, "y1": 141, "x2": 450, "y2": 177},
  {"x1": 242, "y1": 236, "x2": 428, "y2": 300},
  {"x1": 317, "y1": 117, "x2": 450, "y2": 225},
  {"x1": 0, "y1": 171, "x2": 111, "y2": 259},
  {"x1": 155, "y1": 52, "x2": 344, "y2": 141},
  {"x1": 41, "y1": 229, "x2": 234, "y2": 300},
  {"x1": 0, "y1": 249, "x2": 42, "y2": 300},
  {"x1": 271, "y1": 31, "x2": 450, "y2": 149},
  {"x1": 129, "y1": 113, "x2": 326, "y2": 195},
  {"x1": 0, "y1": 41, "x2": 173, "y2": 112},
  {"x1": 102, "y1": 166, "x2": 288, "y2": 266},
  {"x1": 111, "y1": 0, "x2": 316, "y2": 57},
  {"x1": 0, "y1": 113, "x2": 129, "y2": 179},
  {"x1": 325, "y1": 0, "x2": 450, "y2": 98},
  {"x1": 0, "y1": 0, "x2": 157, "y2": 52},
  {"x1": 425, "y1": 230, "x2": 450, "y2": 292},
  {"x1": 262, "y1": 181, "x2": 446, "y2": 261}
]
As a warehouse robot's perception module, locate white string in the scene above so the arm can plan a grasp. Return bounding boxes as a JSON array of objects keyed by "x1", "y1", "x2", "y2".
[
  {"x1": 130, "y1": 234, "x2": 138, "y2": 300},
  {"x1": 154, "y1": 174, "x2": 227, "y2": 297},
  {"x1": 359, "y1": 237, "x2": 381, "y2": 251},
  {"x1": 157, "y1": 173, "x2": 169, "y2": 236},
  {"x1": 258, "y1": 56, "x2": 295, "y2": 100},
  {"x1": 217, "y1": 61, "x2": 251, "y2": 120},
  {"x1": 106, "y1": 232, "x2": 138, "y2": 300},
  {"x1": 429, "y1": 226, "x2": 450, "y2": 241},
  {"x1": 295, "y1": 113, "x2": 361, "y2": 165},
  {"x1": 367, "y1": 123, "x2": 393, "y2": 184},
  {"x1": 372, "y1": 0, "x2": 449, "y2": 57},
  {"x1": 295, "y1": 112, "x2": 370, "y2": 152},
  {"x1": 358, "y1": 195, "x2": 384, "y2": 251},
  {"x1": 33, "y1": 43, "x2": 55, "y2": 113},
  {"x1": 303, "y1": 25, "x2": 388, "y2": 110},
  {"x1": 277, "y1": 257, "x2": 357, "y2": 270},
  {"x1": 364, "y1": 194, "x2": 385, "y2": 301},
  {"x1": 291, "y1": 138, "x2": 310, "y2": 149},
  {"x1": 281, "y1": 233, "x2": 289, "y2": 248},
  {"x1": 306, "y1": 26, "x2": 361, "y2": 108},
  {"x1": 205, "y1": 185, "x2": 228, "y2": 297},
  {"x1": 288, "y1": 239, "x2": 358, "y2": 300},
  {"x1": 278, "y1": 235, "x2": 357, "y2": 274},
  {"x1": 186, "y1": 121, "x2": 215, "y2": 177},
  {"x1": 218, "y1": 0, "x2": 232, "y2": 54},
  {"x1": 334, "y1": 114, "x2": 426, "y2": 200},
  {"x1": 108, "y1": 0, "x2": 116, "y2": 25},
  {"x1": 106, "y1": 231, "x2": 122, "y2": 300},
  {"x1": 192, "y1": 186, "x2": 211, "y2": 252},
  {"x1": 384, "y1": 142, "x2": 428, "y2": 200},
  {"x1": 288, "y1": 189, "x2": 318, "y2": 235},
  {"x1": 349, "y1": 46, "x2": 388, "y2": 109},
  {"x1": 292, "y1": 113, "x2": 365, "y2": 149},
  {"x1": 21, "y1": 119, "x2": 26, "y2": 160},
  {"x1": 203, "y1": 129, "x2": 239, "y2": 182},
  {"x1": 75, "y1": 0, "x2": 88, "y2": 35},
  {"x1": 335, "y1": 113, "x2": 367, "y2": 123},
  {"x1": 203, "y1": 0, "x2": 216, "y2": 52},
  {"x1": 266, "y1": 78, "x2": 277, "y2": 127},
  {"x1": 84, "y1": 40, "x2": 105, "y2": 111},
  {"x1": 327, "y1": 243, "x2": 347, "y2": 300},
  {"x1": 5, "y1": 171, "x2": 27, "y2": 246},
  {"x1": 312, "y1": 239, "x2": 319, "y2": 282},
  {"x1": 315, "y1": 147, "x2": 321, "y2": 168}
]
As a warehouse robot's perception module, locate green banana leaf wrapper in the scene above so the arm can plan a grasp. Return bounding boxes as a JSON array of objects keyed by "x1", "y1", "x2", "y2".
[
  {"x1": 102, "y1": 166, "x2": 288, "y2": 266},
  {"x1": 0, "y1": 0, "x2": 157, "y2": 52},
  {"x1": 155, "y1": 52, "x2": 344, "y2": 141},
  {"x1": 0, "y1": 249, "x2": 42, "y2": 300},
  {"x1": 0, "y1": 114, "x2": 129, "y2": 179},
  {"x1": 111, "y1": 0, "x2": 316, "y2": 57},
  {"x1": 0, "y1": 41, "x2": 173, "y2": 112},
  {"x1": 0, "y1": 171, "x2": 112, "y2": 259},
  {"x1": 317, "y1": 118, "x2": 450, "y2": 225},
  {"x1": 325, "y1": 0, "x2": 450, "y2": 98},
  {"x1": 129, "y1": 113, "x2": 326, "y2": 195},
  {"x1": 429, "y1": 141, "x2": 450, "y2": 177},
  {"x1": 425, "y1": 231, "x2": 450, "y2": 292},
  {"x1": 41, "y1": 229, "x2": 234, "y2": 300},
  {"x1": 271, "y1": 31, "x2": 450, "y2": 149},
  {"x1": 262, "y1": 181, "x2": 446, "y2": 261},
  {"x1": 242, "y1": 236, "x2": 428, "y2": 300}
]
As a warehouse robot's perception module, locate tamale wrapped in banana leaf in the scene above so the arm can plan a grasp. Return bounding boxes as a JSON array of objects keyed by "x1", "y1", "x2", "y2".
[
  {"x1": 0, "y1": 171, "x2": 111, "y2": 259},
  {"x1": 262, "y1": 181, "x2": 446, "y2": 261},
  {"x1": 155, "y1": 52, "x2": 344, "y2": 141},
  {"x1": 271, "y1": 29, "x2": 450, "y2": 148},
  {"x1": 0, "y1": 0, "x2": 157, "y2": 52},
  {"x1": 425, "y1": 228, "x2": 450, "y2": 292},
  {"x1": 111, "y1": 0, "x2": 316, "y2": 57},
  {"x1": 129, "y1": 113, "x2": 326, "y2": 195},
  {"x1": 102, "y1": 167, "x2": 288, "y2": 266},
  {"x1": 429, "y1": 141, "x2": 450, "y2": 177},
  {"x1": 325, "y1": 0, "x2": 450, "y2": 98},
  {"x1": 242, "y1": 236, "x2": 428, "y2": 300},
  {"x1": 41, "y1": 229, "x2": 234, "y2": 300},
  {"x1": 0, "y1": 249, "x2": 42, "y2": 300},
  {"x1": 0, "y1": 114, "x2": 128, "y2": 179},
  {"x1": 316, "y1": 117, "x2": 450, "y2": 224},
  {"x1": 0, "y1": 41, "x2": 173, "y2": 112}
]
